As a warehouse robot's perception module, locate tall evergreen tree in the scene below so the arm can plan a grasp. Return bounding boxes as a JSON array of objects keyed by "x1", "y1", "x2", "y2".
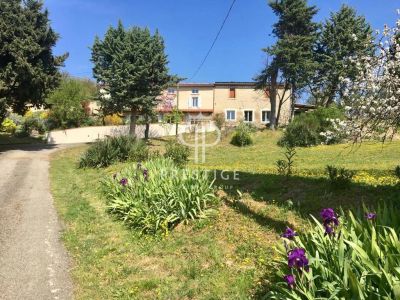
[
  {"x1": 311, "y1": 5, "x2": 373, "y2": 107},
  {"x1": 0, "y1": 0, "x2": 67, "y2": 122},
  {"x1": 91, "y1": 22, "x2": 173, "y2": 136},
  {"x1": 256, "y1": 0, "x2": 318, "y2": 124}
]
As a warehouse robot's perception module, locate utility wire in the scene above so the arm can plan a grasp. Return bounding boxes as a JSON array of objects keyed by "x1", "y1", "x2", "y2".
[{"x1": 189, "y1": 0, "x2": 237, "y2": 81}]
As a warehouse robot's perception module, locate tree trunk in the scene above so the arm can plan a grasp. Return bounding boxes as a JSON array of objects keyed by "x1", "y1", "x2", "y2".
[
  {"x1": 144, "y1": 122, "x2": 150, "y2": 140},
  {"x1": 269, "y1": 69, "x2": 278, "y2": 130},
  {"x1": 129, "y1": 108, "x2": 137, "y2": 137},
  {"x1": 277, "y1": 97, "x2": 283, "y2": 127},
  {"x1": 289, "y1": 85, "x2": 296, "y2": 122}
]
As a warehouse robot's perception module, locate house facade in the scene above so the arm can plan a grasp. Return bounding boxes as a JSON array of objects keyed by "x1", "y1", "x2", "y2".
[{"x1": 157, "y1": 82, "x2": 292, "y2": 126}]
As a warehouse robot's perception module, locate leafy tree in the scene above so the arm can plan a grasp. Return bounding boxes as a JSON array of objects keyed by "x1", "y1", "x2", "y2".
[
  {"x1": 0, "y1": 0, "x2": 67, "y2": 122},
  {"x1": 311, "y1": 5, "x2": 373, "y2": 107},
  {"x1": 256, "y1": 0, "x2": 318, "y2": 125},
  {"x1": 46, "y1": 76, "x2": 96, "y2": 128},
  {"x1": 91, "y1": 21, "x2": 173, "y2": 136}
]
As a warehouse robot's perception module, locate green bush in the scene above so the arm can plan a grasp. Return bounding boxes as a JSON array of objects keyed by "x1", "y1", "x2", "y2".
[
  {"x1": 326, "y1": 165, "x2": 355, "y2": 188},
  {"x1": 230, "y1": 122, "x2": 255, "y2": 147},
  {"x1": 213, "y1": 113, "x2": 225, "y2": 130},
  {"x1": 79, "y1": 135, "x2": 149, "y2": 168},
  {"x1": 395, "y1": 165, "x2": 400, "y2": 179},
  {"x1": 164, "y1": 139, "x2": 190, "y2": 167},
  {"x1": 23, "y1": 111, "x2": 47, "y2": 134},
  {"x1": 102, "y1": 158, "x2": 218, "y2": 234},
  {"x1": 0, "y1": 118, "x2": 17, "y2": 134},
  {"x1": 278, "y1": 105, "x2": 344, "y2": 147},
  {"x1": 267, "y1": 203, "x2": 400, "y2": 299}
]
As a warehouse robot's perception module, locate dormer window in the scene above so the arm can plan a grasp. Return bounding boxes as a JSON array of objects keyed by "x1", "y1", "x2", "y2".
[{"x1": 192, "y1": 89, "x2": 199, "y2": 94}]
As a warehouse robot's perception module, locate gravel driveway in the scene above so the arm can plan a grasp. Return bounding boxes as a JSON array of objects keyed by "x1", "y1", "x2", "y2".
[{"x1": 0, "y1": 145, "x2": 72, "y2": 300}]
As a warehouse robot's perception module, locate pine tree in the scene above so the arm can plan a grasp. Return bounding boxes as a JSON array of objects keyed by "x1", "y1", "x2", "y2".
[
  {"x1": 256, "y1": 0, "x2": 318, "y2": 125},
  {"x1": 0, "y1": 0, "x2": 67, "y2": 122},
  {"x1": 91, "y1": 21, "x2": 173, "y2": 136},
  {"x1": 311, "y1": 5, "x2": 373, "y2": 107}
]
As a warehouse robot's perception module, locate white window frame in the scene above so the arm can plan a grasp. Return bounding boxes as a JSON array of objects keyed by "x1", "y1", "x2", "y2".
[
  {"x1": 261, "y1": 109, "x2": 272, "y2": 124},
  {"x1": 243, "y1": 109, "x2": 254, "y2": 123},
  {"x1": 192, "y1": 89, "x2": 199, "y2": 94},
  {"x1": 225, "y1": 109, "x2": 237, "y2": 122},
  {"x1": 192, "y1": 96, "x2": 199, "y2": 108},
  {"x1": 167, "y1": 88, "x2": 176, "y2": 94},
  {"x1": 188, "y1": 96, "x2": 201, "y2": 108}
]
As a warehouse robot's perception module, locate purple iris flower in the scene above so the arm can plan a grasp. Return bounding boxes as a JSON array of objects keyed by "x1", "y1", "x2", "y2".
[
  {"x1": 281, "y1": 227, "x2": 298, "y2": 240},
  {"x1": 119, "y1": 178, "x2": 128, "y2": 186},
  {"x1": 288, "y1": 248, "x2": 309, "y2": 270},
  {"x1": 320, "y1": 208, "x2": 336, "y2": 221},
  {"x1": 365, "y1": 212, "x2": 376, "y2": 220},
  {"x1": 143, "y1": 169, "x2": 148, "y2": 181},
  {"x1": 283, "y1": 274, "x2": 296, "y2": 289},
  {"x1": 320, "y1": 208, "x2": 339, "y2": 236}
]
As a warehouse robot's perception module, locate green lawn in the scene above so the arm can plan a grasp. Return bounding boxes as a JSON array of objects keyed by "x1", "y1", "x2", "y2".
[{"x1": 50, "y1": 130, "x2": 400, "y2": 299}]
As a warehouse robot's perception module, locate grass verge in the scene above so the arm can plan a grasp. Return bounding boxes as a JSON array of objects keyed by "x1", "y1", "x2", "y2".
[{"x1": 50, "y1": 146, "x2": 300, "y2": 299}]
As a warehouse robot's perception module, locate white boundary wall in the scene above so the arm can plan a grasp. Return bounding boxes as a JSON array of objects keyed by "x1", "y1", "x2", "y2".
[{"x1": 46, "y1": 123, "x2": 217, "y2": 144}]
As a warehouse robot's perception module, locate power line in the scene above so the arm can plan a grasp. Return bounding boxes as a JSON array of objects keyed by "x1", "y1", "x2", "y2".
[{"x1": 189, "y1": 0, "x2": 238, "y2": 81}]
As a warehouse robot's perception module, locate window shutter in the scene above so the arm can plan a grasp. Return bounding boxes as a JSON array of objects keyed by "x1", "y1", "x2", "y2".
[
  {"x1": 188, "y1": 97, "x2": 192, "y2": 108},
  {"x1": 198, "y1": 97, "x2": 202, "y2": 108}
]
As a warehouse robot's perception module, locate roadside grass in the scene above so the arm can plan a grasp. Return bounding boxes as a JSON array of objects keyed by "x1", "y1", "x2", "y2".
[
  {"x1": 50, "y1": 130, "x2": 400, "y2": 299},
  {"x1": 50, "y1": 146, "x2": 300, "y2": 299}
]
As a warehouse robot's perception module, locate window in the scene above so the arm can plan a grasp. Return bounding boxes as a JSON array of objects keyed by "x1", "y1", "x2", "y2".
[
  {"x1": 229, "y1": 88, "x2": 236, "y2": 98},
  {"x1": 167, "y1": 88, "x2": 176, "y2": 94},
  {"x1": 192, "y1": 89, "x2": 199, "y2": 94},
  {"x1": 192, "y1": 97, "x2": 199, "y2": 107},
  {"x1": 244, "y1": 110, "x2": 253, "y2": 122},
  {"x1": 261, "y1": 110, "x2": 272, "y2": 123},
  {"x1": 226, "y1": 110, "x2": 236, "y2": 121}
]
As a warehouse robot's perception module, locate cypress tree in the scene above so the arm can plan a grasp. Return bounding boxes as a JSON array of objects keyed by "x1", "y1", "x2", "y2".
[{"x1": 91, "y1": 22, "x2": 173, "y2": 136}]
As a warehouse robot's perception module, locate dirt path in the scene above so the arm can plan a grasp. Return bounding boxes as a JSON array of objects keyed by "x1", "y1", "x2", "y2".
[{"x1": 0, "y1": 145, "x2": 72, "y2": 300}]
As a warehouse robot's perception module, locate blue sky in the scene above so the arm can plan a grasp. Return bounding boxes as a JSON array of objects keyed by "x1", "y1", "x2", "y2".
[{"x1": 45, "y1": 0, "x2": 399, "y2": 83}]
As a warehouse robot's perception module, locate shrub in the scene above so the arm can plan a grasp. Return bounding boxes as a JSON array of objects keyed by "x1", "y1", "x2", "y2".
[
  {"x1": 230, "y1": 122, "x2": 255, "y2": 147},
  {"x1": 395, "y1": 165, "x2": 400, "y2": 179},
  {"x1": 213, "y1": 113, "x2": 225, "y2": 130},
  {"x1": 104, "y1": 114, "x2": 124, "y2": 126},
  {"x1": 102, "y1": 158, "x2": 218, "y2": 234},
  {"x1": 79, "y1": 135, "x2": 149, "y2": 168},
  {"x1": 0, "y1": 118, "x2": 17, "y2": 134},
  {"x1": 267, "y1": 203, "x2": 400, "y2": 299},
  {"x1": 22, "y1": 110, "x2": 49, "y2": 134},
  {"x1": 164, "y1": 139, "x2": 190, "y2": 167},
  {"x1": 326, "y1": 165, "x2": 355, "y2": 187},
  {"x1": 276, "y1": 146, "x2": 296, "y2": 176},
  {"x1": 278, "y1": 105, "x2": 345, "y2": 147},
  {"x1": 46, "y1": 77, "x2": 96, "y2": 129}
]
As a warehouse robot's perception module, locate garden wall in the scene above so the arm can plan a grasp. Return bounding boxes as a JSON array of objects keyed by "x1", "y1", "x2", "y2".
[{"x1": 46, "y1": 123, "x2": 217, "y2": 144}]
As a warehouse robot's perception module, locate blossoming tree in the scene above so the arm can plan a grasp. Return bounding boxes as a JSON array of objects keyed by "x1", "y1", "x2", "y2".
[{"x1": 338, "y1": 13, "x2": 400, "y2": 142}]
